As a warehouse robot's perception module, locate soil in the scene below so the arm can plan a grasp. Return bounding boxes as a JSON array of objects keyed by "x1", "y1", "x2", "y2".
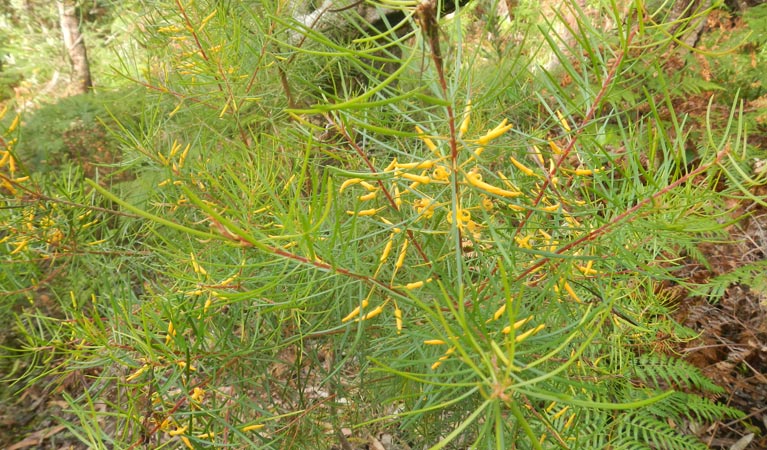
[{"x1": 672, "y1": 193, "x2": 767, "y2": 449}]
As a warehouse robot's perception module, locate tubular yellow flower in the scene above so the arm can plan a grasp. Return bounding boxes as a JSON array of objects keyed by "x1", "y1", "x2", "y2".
[
  {"x1": 415, "y1": 126, "x2": 438, "y2": 153},
  {"x1": 459, "y1": 100, "x2": 471, "y2": 137},
  {"x1": 395, "y1": 160, "x2": 436, "y2": 170},
  {"x1": 502, "y1": 316, "x2": 534, "y2": 334},
  {"x1": 390, "y1": 185, "x2": 402, "y2": 208},
  {"x1": 178, "y1": 143, "x2": 191, "y2": 168},
  {"x1": 169, "y1": 140, "x2": 181, "y2": 157},
  {"x1": 564, "y1": 213, "x2": 581, "y2": 227},
  {"x1": 548, "y1": 140, "x2": 563, "y2": 154},
  {"x1": 242, "y1": 424, "x2": 265, "y2": 432},
  {"x1": 158, "y1": 25, "x2": 183, "y2": 33},
  {"x1": 545, "y1": 401, "x2": 557, "y2": 413},
  {"x1": 1, "y1": 178, "x2": 16, "y2": 194},
  {"x1": 169, "y1": 425, "x2": 188, "y2": 436},
  {"x1": 466, "y1": 220, "x2": 482, "y2": 238},
  {"x1": 198, "y1": 298, "x2": 213, "y2": 319},
  {"x1": 165, "y1": 321, "x2": 175, "y2": 345},
  {"x1": 431, "y1": 347, "x2": 455, "y2": 370},
  {"x1": 539, "y1": 203, "x2": 560, "y2": 212},
  {"x1": 347, "y1": 207, "x2": 384, "y2": 217},
  {"x1": 10, "y1": 239, "x2": 28, "y2": 255},
  {"x1": 394, "y1": 306, "x2": 402, "y2": 333},
  {"x1": 496, "y1": 172, "x2": 516, "y2": 191},
  {"x1": 394, "y1": 240, "x2": 409, "y2": 269},
  {"x1": 551, "y1": 405, "x2": 570, "y2": 420},
  {"x1": 509, "y1": 156, "x2": 536, "y2": 177},
  {"x1": 405, "y1": 280, "x2": 424, "y2": 290},
  {"x1": 7, "y1": 115, "x2": 20, "y2": 133},
  {"x1": 359, "y1": 181, "x2": 378, "y2": 191},
  {"x1": 492, "y1": 304, "x2": 507, "y2": 321},
  {"x1": 126, "y1": 364, "x2": 150, "y2": 382},
  {"x1": 198, "y1": 9, "x2": 217, "y2": 31},
  {"x1": 424, "y1": 339, "x2": 446, "y2": 345},
  {"x1": 562, "y1": 281, "x2": 582, "y2": 303},
  {"x1": 380, "y1": 236, "x2": 394, "y2": 263},
  {"x1": 8, "y1": 151, "x2": 15, "y2": 174},
  {"x1": 400, "y1": 172, "x2": 431, "y2": 184},
  {"x1": 464, "y1": 171, "x2": 521, "y2": 197},
  {"x1": 556, "y1": 110, "x2": 572, "y2": 132},
  {"x1": 176, "y1": 361, "x2": 197, "y2": 371},
  {"x1": 572, "y1": 167, "x2": 604, "y2": 176},
  {"x1": 342, "y1": 299, "x2": 369, "y2": 322},
  {"x1": 577, "y1": 260, "x2": 599, "y2": 276},
  {"x1": 361, "y1": 304, "x2": 385, "y2": 320},
  {"x1": 478, "y1": 119, "x2": 513, "y2": 145},
  {"x1": 339, "y1": 178, "x2": 362, "y2": 192},
  {"x1": 190, "y1": 252, "x2": 207, "y2": 276},
  {"x1": 358, "y1": 191, "x2": 377, "y2": 201},
  {"x1": 565, "y1": 413, "x2": 576, "y2": 429},
  {"x1": 515, "y1": 324, "x2": 545, "y2": 343}
]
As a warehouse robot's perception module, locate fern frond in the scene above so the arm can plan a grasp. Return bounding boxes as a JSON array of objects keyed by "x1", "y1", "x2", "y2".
[
  {"x1": 685, "y1": 260, "x2": 767, "y2": 301},
  {"x1": 645, "y1": 391, "x2": 744, "y2": 423},
  {"x1": 616, "y1": 413, "x2": 709, "y2": 450},
  {"x1": 632, "y1": 353, "x2": 724, "y2": 394}
]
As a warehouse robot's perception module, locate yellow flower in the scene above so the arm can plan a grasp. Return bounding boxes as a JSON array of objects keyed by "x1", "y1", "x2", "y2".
[
  {"x1": 168, "y1": 425, "x2": 188, "y2": 436},
  {"x1": 432, "y1": 166, "x2": 450, "y2": 181},
  {"x1": 481, "y1": 196, "x2": 494, "y2": 211},
  {"x1": 464, "y1": 170, "x2": 521, "y2": 197},
  {"x1": 477, "y1": 119, "x2": 513, "y2": 145},
  {"x1": 126, "y1": 364, "x2": 150, "y2": 382},
  {"x1": 190, "y1": 387, "x2": 205, "y2": 404}
]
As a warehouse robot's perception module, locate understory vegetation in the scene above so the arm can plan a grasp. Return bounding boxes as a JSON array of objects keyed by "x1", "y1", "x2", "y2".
[{"x1": 2, "y1": 0, "x2": 767, "y2": 449}]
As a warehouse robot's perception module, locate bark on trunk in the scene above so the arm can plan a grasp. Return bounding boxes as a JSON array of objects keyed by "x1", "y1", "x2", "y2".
[{"x1": 57, "y1": 0, "x2": 92, "y2": 94}]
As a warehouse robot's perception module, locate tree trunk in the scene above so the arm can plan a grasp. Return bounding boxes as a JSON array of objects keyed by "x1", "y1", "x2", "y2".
[{"x1": 57, "y1": 0, "x2": 92, "y2": 94}]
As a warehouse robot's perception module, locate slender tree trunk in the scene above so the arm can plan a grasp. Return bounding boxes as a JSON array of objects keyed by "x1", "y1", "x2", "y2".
[{"x1": 57, "y1": 0, "x2": 92, "y2": 94}]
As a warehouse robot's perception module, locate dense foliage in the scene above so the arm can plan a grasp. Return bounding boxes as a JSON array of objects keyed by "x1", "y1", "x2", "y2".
[{"x1": 2, "y1": 1, "x2": 767, "y2": 449}]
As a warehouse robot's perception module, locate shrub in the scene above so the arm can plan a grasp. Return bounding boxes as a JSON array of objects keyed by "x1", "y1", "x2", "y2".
[{"x1": 4, "y1": 1, "x2": 763, "y2": 449}]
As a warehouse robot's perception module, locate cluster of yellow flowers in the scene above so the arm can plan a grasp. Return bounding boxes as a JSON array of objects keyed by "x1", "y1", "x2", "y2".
[
  {"x1": 1, "y1": 109, "x2": 70, "y2": 260},
  {"x1": 338, "y1": 101, "x2": 604, "y2": 368},
  {"x1": 1, "y1": 109, "x2": 26, "y2": 194},
  {"x1": 143, "y1": 381, "x2": 264, "y2": 448}
]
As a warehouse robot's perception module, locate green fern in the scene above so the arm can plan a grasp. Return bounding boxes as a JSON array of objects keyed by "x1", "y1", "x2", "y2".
[
  {"x1": 614, "y1": 413, "x2": 708, "y2": 450},
  {"x1": 632, "y1": 353, "x2": 724, "y2": 394},
  {"x1": 685, "y1": 259, "x2": 767, "y2": 301},
  {"x1": 645, "y1": 392, "x2": 744, "y2": 423}
]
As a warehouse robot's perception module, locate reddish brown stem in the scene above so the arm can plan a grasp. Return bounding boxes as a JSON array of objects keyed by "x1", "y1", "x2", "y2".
[{"x1": 514, "y1": 144, "x2": 731, "y2": 282}]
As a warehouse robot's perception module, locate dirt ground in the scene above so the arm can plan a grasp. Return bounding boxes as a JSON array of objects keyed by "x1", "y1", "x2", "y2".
[{"x1": 672, "y1": 190, "x2": 767, "y2": 449}]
